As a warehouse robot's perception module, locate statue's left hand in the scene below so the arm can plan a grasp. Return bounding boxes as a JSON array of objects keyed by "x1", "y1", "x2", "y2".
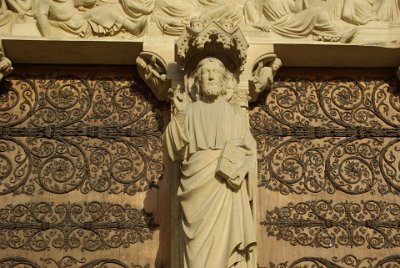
[{"x1": 227, "y1": 163, "x2": 248, "y2": 191}]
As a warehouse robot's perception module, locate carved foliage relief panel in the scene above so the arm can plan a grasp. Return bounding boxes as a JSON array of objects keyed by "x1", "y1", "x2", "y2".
[
  {"x1": 0, "y1": 66, "x2": 167, "y2": 267},
  {"x1": 250, "y1": 68, "x2": 400, "y2": 266}
]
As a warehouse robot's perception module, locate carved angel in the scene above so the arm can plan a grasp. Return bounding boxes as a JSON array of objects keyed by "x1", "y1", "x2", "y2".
[
  {"x1": 136, "y1": 52, "x2": 170, "y2": 101},
  {"x1": 251, "y1": 57, "x2": 282, "y2": 94}
]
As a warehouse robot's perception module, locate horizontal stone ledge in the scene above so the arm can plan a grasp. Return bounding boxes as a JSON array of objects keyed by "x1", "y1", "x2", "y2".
[
  {"x1": 2, "y1": 39, "x2": 144, "y2": 65},
  {"x1": 274, "y1": 43, "x2": 400, "y2": 68},
  {"x1": 2, "y1": 38, "x2": 399, "y2": 67}
]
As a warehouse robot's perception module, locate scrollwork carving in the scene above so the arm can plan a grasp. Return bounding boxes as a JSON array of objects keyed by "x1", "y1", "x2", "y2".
[
  {"x1": 0, "y1": 72, "x2": 163, "y2": 195},
  {"x1": 0, "y1": 202, "x2": 157, "y2": 251},
  {"x1": 257, "y1": 137, "x2": 392, "y2": 195},
  {"x1": 0, "y1": 256, "x2": 150, "y2": 268},
  {"x1": 251, "y1": 74, "x2": 400, "y2": 195},
  {"x1": 271, "y1": 255, "x2": 400, "y2": 268},
  {"x1": 262, "y1": 200, "x2": 400, "y2": 249},
  {"x1": 252, "y1": 76, "x2": 400, "y2": 130}
]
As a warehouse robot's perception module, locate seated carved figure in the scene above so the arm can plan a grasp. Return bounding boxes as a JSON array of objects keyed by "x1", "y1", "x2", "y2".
[
  {"x1": 339, "y1": 0, "x2": 400, "y2": 25},
  {"x1": 36, "y1": 0, "x2": 153, "y2": 38},
  {"x1": 245, "y1": 0, "x2": 356, "y2": 42},
  {"x1": 83, "y1": 0, "x2": 154, "y2": 36},
  {"x1": 152, "y1": 0, "x2": 244, "y2": 35},
  {"x1": 36, "y1": 0, "x2": 93, "y2": 37},
  {"x1": 0, "y1": 0, "x2": 37, "y2": 31}
]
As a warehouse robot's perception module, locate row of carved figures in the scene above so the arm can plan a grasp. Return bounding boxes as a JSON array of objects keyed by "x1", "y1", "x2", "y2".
[{"x1": 0, "y1": 0, "x2": 399, "y2": 40}]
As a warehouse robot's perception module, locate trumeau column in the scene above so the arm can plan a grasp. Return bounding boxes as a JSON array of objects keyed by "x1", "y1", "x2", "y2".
[{"x1": 138, "y1": 19, "x2": 280, "y2": 267}]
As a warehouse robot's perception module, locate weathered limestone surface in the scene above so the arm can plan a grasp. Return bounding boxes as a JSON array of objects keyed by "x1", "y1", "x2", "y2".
[{"x1": 0, "y1": 0, "x2": 399, "y2": 47}]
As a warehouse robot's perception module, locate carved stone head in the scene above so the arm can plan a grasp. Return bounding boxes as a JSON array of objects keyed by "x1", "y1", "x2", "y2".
[
  {"x1": 195, "y1": 57, "x2": 227, "y2": 97},
  {"x1": 192, "y1": 57, "x2": 237, "y2": 101}
]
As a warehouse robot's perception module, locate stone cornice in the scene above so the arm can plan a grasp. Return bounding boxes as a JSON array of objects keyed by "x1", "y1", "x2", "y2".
[{"x1": 2, "y1": 37, "x2": 399, "y2": 67}]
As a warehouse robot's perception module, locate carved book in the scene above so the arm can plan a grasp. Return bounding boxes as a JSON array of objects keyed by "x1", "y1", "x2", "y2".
[{"x1": 216, "y1": 142, "x2": 246, "y2": 190}]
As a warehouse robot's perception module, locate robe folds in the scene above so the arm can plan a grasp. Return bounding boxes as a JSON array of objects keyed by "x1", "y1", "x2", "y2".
[
  {"x1": 164, "y1": 98, "x2": 257, "y2": 268},
  {"x1": 339, "y1": 0, "x2": 400, "y2": 25},
  {"x1": 84, "y1": 0, "x2": 153, "y2": 36},
  {"x1": 152, "y1": 0, "x2": 244, "y2": 36},
  {"x1": 262, "y1": 0, "x2": 342, "y2": 39}
]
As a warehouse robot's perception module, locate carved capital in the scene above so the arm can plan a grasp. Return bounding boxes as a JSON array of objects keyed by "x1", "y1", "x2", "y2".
[
  {"x1": 0, "y1": 50, "x2": 13, "y2": 82},
  {"x1": 136, "y1": 52, "x2": 171, "y2": 102},
  {"x1": 176, "y1": 19, "x2": 249, "y2": 73},
  {"x1": 249, "y1": 53, "x2": 282, "y2": 102}
]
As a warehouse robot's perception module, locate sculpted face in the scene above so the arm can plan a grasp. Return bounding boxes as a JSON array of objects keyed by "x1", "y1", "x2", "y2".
[{"x1": 199, "y1": 59, "x2": 225, "y2": 97}]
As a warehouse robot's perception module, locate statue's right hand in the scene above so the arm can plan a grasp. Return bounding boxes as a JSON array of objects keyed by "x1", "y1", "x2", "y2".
[{"x1": 170, "y1": 86, "x2": 188, "y2": 115}]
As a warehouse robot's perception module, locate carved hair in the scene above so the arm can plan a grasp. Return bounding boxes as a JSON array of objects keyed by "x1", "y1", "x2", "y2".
[{"x1": 192, "y1": 57, "x2": 236, "y2": 100}]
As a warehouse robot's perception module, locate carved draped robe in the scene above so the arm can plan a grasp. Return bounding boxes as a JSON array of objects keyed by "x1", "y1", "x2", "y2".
[
  {"x1": 84, "y1": 0, "x2": 153, "y2": 36},
  {"x1": 0, "y1": 0, "x2": 37, "y2": 29},
  {"x1": 164, "y1": 98, "x2": 257, "y2": 268},
  {"x1": 152, "y1": 0, "x2": 244, "y2": 35},
  {"x1": 339, "y1": 0, "x2": 400, "y2": 25},
  {"x1": 262, "y1": 0, "x2": 342, "y2": 39}
]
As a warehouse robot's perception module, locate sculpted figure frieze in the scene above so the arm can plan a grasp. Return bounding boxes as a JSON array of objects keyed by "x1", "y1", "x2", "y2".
[
  {"x1": 151, "y1": 0, "x2": 244, "y2": 36},
  {"x1": 36, "y1": 0, "x2": 154, "y2": 38},
  {"x1": 244, "y1": 0, "x2": 356, "y2": 42},
  {"x1": 83, "y1": 0, "x2": 154, "y2": 36},
  {"x1": 0, "y1": 0, "x2": 399, "y2": 46},
  {"x1": 338, "y1": 0, "x2": 400, "y2": 25},
  {"x1": 0, "y1": 0, "x2": 37, "y2": 33}
]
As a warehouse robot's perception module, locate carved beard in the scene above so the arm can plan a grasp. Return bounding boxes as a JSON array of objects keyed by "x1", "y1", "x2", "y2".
[{"x1": 201, "y1": 83, "x2": 222, "y2": 97}]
